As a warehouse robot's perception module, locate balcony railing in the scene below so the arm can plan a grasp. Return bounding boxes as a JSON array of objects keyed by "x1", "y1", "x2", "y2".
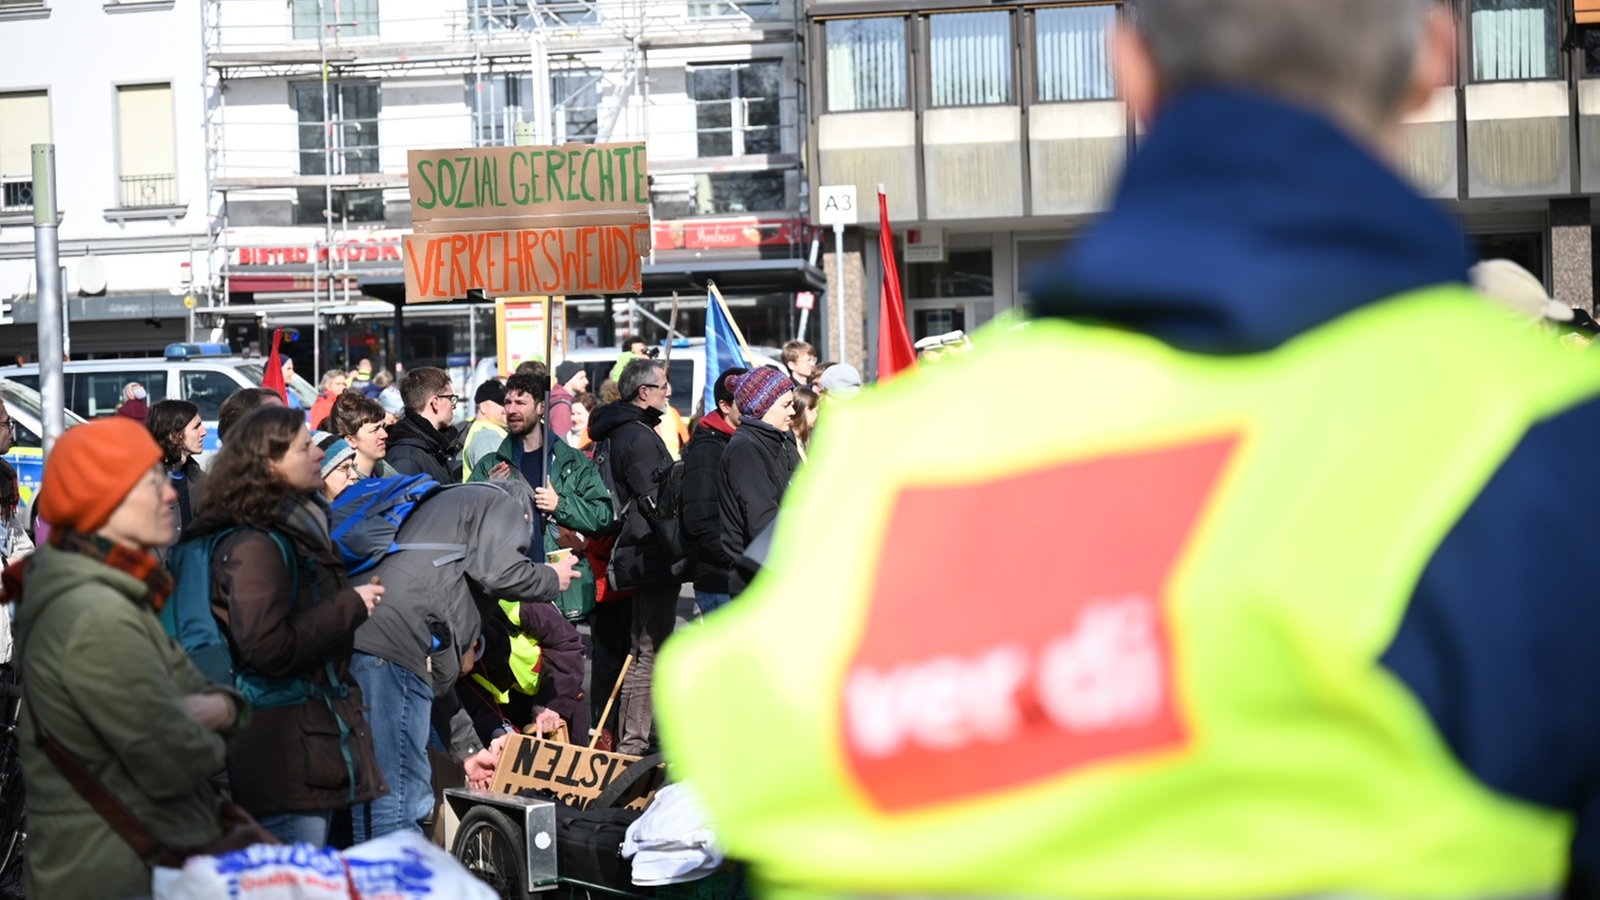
[
  {"x1": 0, "y1": 177, "x2": 31, "y2": 213},
  {"x1": 120, "y1": 173, "x2": 178, "y2": 208}
]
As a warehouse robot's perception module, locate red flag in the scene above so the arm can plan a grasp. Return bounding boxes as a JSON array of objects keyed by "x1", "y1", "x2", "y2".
[
  {"x1": 261, "y1": 328, "x2": 288, "y2": 403},
  {"x1": 876, "y1": 188, "x2": 917, "y2": 382}
]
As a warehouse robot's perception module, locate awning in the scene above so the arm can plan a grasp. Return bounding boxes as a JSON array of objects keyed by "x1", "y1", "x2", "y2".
[{"x1": 354, "y1": 256, "x2": 827, "y2": 304}]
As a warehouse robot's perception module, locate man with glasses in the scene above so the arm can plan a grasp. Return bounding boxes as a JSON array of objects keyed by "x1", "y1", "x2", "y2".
[
  {"x1": 384, "y1": 366, "x2": 464, "y2": 485},
  {"x1": 587, "y1": 357, "x2": 687, "y2": 755}
]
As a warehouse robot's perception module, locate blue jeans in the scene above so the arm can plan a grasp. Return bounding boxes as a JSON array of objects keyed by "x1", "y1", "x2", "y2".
[
  {"x1": 695, "y1": 591, "x2": 731, "y2": 618},
  {"x1": 349, "y1": 652, "x2": 435, "y2": 843},
  {"x1": 258, "y1": 809, "x2": 333, "y2": 846}
]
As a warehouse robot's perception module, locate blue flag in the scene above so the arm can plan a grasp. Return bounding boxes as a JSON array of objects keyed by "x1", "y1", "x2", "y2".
[{"x1": 704, "y1": 285, "x2": 751, "y2": 414}]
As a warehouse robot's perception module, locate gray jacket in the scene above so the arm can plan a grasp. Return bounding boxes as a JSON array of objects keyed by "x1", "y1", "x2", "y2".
[{"x1": 353, "y1": 480, "x2": 560, "y2": 757}]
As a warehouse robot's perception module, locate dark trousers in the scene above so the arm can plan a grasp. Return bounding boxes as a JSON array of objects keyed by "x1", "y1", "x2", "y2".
[
  {"x1": 588, "y1": 598, "x2": 633, "y2": 737},
  {"x1": 617, "y1": 584, "x2": 679, "y2": 756}
]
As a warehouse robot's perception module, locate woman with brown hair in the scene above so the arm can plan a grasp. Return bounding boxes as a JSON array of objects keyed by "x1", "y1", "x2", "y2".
[
  {"x1": 326, "y1": 391, "x2": 396, "y2": 479},
  {"x1": 146, "y1": 399, "x2": 208, "y2": 533},
  {"x1": 187, "y1": 406, "x2": 387, "y2": 846}
]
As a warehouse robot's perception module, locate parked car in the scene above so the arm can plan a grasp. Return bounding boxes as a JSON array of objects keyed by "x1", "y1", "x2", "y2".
[
  {"x1": 0, "y1": 378, "x2": 89, "y2": 532},
  {"x1": 0, "y1": 344, "x2": 317, "y2": 451}
]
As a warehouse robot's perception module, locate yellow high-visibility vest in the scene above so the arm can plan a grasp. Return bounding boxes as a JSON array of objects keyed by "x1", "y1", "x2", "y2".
[{"x1": 656, "y1": 286, "x2": 1600, "y2": 898}]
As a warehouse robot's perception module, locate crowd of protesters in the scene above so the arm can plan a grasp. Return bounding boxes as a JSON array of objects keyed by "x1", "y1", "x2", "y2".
[{"x1": 0, "y1": 340, "x2": 857, "y2": 897}]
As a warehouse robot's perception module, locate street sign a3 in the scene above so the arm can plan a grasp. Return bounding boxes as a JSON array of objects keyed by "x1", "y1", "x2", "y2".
[{"x1": 818, "y1": 184, "x2": 859, "y2": 226}]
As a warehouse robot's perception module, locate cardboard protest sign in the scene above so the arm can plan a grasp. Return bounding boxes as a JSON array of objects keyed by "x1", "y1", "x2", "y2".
[
  {"x1": 402, "y1": 223, "x2": 652, "y2": 302},
  {"x1": 403, "y1": 142, "x2": 652, "y2": 303},
  {"x1": 408, "y1": 143, "x2": 650, "y2": 226},
  {"x1": 488, "y1": 735, "x2": 665, "y2": 811}
]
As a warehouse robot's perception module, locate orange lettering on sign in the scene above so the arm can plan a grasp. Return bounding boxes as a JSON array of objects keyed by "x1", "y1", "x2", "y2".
[{"x1": 840, "y1": 436, "x2": 1238, "y2": 812}]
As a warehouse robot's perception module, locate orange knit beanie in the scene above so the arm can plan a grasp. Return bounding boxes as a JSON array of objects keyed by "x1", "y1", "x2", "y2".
[{"x1": 38, "y1": 418, "x2": 162, "y2": 534}]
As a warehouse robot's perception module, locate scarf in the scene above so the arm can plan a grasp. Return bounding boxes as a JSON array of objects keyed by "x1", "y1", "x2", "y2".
[{"x1": 0, "y1": 530, "x2": 173, "y2": 611}]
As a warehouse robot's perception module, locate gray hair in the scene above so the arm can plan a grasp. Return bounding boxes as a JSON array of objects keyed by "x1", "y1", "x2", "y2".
[
  {"x1": 1131, "y1": 0, "x2": 1433, "y2": 128},
  {"x1": 618, "y1": 358, "x2": 663, "y2": 404}
]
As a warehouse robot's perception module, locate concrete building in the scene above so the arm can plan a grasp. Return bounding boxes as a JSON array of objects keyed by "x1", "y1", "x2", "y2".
[
  {"x1": 0, "y1": 0, "x2": 210, "y2": 361},
  {"x1": 200, "y1": 0, "x2": 823, "y2": 378},
  {"x1": 804, "y1": 0, "x2": 1600, "y2": 372}
]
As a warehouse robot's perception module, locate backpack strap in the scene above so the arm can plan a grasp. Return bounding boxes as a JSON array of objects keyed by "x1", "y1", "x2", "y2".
[{"x1": 388, "y1": 542, "x2": 470, "y2": 567}]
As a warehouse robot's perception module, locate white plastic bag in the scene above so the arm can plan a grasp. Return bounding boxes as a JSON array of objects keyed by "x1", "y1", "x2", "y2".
[{"x1": 153, "y1": 830, "x2": 498, "y2": 900}]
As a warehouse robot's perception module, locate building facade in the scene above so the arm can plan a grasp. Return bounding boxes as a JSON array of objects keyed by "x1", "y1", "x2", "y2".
[
  {"x1": 201, "y1": 0, "x2": 822, "y2": 378},
  {"x1": 804, "y1": 0, "x2": 1600, "y2": 372},
  {"x1": 0, "y1": 0, "x2": 209, "y2": 362}
]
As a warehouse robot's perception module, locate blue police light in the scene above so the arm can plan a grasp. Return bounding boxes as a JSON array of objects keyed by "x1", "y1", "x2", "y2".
[{"x1": 164, "y1": 342, "x2": 231, "y2": 360}]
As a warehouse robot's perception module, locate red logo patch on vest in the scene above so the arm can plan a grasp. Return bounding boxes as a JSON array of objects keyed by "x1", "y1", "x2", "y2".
[{"x1": 840, "y1": 435, "x2": 1238, "y2": 812}]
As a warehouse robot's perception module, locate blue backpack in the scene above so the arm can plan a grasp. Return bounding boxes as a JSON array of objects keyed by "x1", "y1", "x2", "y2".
[{"x1": 326, "y1": 474, "x2": 467, "y2": 575}]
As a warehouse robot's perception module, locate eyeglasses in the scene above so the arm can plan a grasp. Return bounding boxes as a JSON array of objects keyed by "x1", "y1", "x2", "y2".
[
  {"x1": 639, "y1": 384, "x2": 663, "y2": 392},
  {"x1": 330, "y1": 460, "x2": 360, "y2": 479},
  {"x1": 434, "y1": 393, "x2": 459, "y2": 403}
]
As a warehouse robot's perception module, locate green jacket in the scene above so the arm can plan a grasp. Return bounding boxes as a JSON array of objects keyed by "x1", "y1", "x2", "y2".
[
  {"x1": 469, "y1": 432, "x2": 614, "y2": 619},
  {"x1": 14, "y1": 546, "x2": 249, "y2": 899}
]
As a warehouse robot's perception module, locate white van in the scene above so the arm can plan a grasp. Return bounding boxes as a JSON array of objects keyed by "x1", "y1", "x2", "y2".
[{"x1": 0, "y1": 343, "x2": 317, "y2": 451}]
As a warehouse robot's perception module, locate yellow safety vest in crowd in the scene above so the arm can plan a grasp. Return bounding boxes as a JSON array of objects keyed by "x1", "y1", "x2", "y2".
[
  {"x1": 461, "y1": 417, "x2": 509, "y2": 481},
  {"x1": 655, "y1": 286, "x2": 1600, "y2": 898},
  {"x1": 473, "y1": 599, "x2": 544, "y2": 704}
]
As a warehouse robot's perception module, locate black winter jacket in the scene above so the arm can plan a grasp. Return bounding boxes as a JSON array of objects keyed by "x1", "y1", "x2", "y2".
[
  {"x1": 681, "y1": 414, "x2": 736, "y2": 594},
  {"x1": 718, "y1": 419, "x2": 798, "y2": 595},
  {"x1": 384, "y1": 411, "x2": 462, "y2": 485},
  {"x1": 587, "y1": 401, "x2": 682, "y2": 589}
]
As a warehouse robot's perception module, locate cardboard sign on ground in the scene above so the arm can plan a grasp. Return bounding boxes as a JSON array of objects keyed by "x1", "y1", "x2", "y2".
[{"x1": 488, "y1": 734, "x2": 664, "y2": 811}]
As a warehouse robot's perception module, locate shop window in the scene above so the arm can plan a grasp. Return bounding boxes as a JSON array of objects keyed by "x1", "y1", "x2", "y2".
[
  {"x1": 824, "y1": 17, "x2": 907, "y2": 112},
  {"x1": 292, "y1": 0, "x2": 378, "y2": 40},
  {"x1": 294, "y1": 81, "x2": 382, "y2": 225},
  {"x1": 906, "y1": 249, "x2": 994, "y2": 299},
  {"x1": 689, "y1": 61, "x2": 781, "y2": 157},
  {"x1": 468, "y1": 69, "x2": 599, "y2": 147},
  {"x1": 930, "y1": 11, "x2": 1013, "y2": 106},
  {"x1": 1470, "y1": 0, "x2": 1557, "y2": 81},
  {"x1": 1034, "y1": 5, "x2": 1116, "y2": 102}
]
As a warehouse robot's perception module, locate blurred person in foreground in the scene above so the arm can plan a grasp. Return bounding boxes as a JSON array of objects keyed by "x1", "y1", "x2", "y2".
[
  {"x1": 5, "y1": 419, "x2": 247, "y2": 899},
  {"x1": 655, "y1": 1, "x2": 1600, "y2": 896}
]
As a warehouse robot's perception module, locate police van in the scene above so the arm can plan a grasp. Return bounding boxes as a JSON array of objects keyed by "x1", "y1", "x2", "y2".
[
  {"x1": 0, "y1": 344, "x2": 317, "y2": 451},
  {"x1": 0, "y1": 378, "x2": 89, "y2": 531}
]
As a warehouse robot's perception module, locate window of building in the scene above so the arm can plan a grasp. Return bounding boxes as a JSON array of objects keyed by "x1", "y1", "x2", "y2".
[
  {"x1": 116, "y1": 83, "x2": 176, "y2": 208},
  {"x1": 693, "y1": 171, "x2": 786, "y2": 214},
  {"x1": 468, "y1": 0, "x2": 594, "y2": 30},
  {"x1": 824, "y1": 17, "x2": 907, "y2": 112},
  {"x1": 929, "y1": 11, "x2": 1013, "y2": 106},
  {"x1": 467, "y1": 69, "x2": 600, "y2": 146},
  {"x1": 0, "y1": 90, "x2": 48, "y2": 212},
  {"x1": 906, "y1": 248, "x2": 995, "y2": 299},
  {"x1": 688, "y1": 0, "x2": 777, "y2": 20},
  {"x1": 689, "y1": 61, "x2": 781, "y2": 158},
  {"x1": 293, "y1": 82, "x2": 382, "y2": 225},
  {"x1": 292, "y1": 0, "x2": 378, "y2": 40},
  {"x1": 1034, "y1": 5, "x2": 1116, "y2": 102},
  {"x1": 1470, "y1": 0, "x2": 1557, "y2": 81}
]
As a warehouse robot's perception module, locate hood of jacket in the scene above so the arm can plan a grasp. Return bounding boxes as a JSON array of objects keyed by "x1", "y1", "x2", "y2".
[
  {"x1": 698, "y1": 411, "x2": 736, "y2": 438},
  {"x1": 1025, "y1": 88, "x2": 1471, "y2": 355},
  {"x1": 588, "y1": 401, "x2": 663, "y2": 441},
  {"x1": 387, "y1": 410, "x2": 463, "y2": 456}
]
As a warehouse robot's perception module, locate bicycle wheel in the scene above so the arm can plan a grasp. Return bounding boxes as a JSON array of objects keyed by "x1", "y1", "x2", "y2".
[{"x1": 453, "y1": 806, "x2": 526, "y2": 900}]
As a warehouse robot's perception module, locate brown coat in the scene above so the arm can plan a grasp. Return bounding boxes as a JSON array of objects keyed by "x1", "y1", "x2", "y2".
[{"x1": 199, "y1": 509, "x2": 388, "y2": 816}]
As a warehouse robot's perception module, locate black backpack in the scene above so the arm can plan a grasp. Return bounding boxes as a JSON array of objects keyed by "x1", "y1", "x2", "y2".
[{"x1": 589, "y1": 437, "x2": 626, "y2": 536}]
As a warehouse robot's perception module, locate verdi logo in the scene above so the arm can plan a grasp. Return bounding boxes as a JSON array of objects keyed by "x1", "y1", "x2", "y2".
[{"x1": 840, "y1": 435, "x2": 1238, "y2": 812}]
